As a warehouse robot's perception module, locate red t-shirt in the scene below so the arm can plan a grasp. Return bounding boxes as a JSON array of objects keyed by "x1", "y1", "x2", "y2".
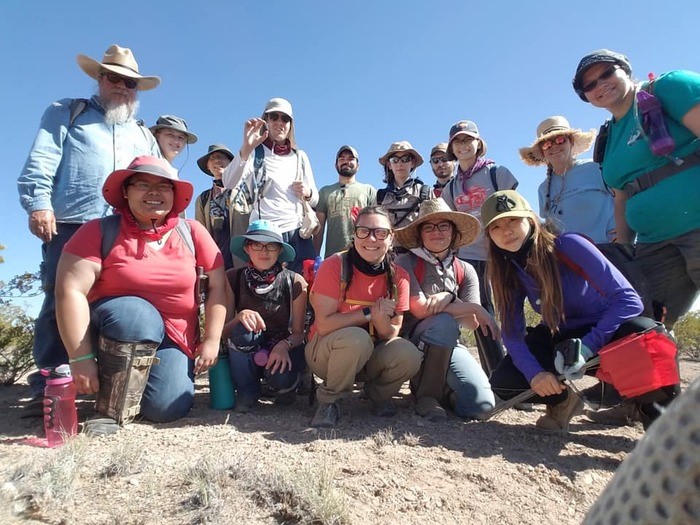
[
  {"x1": 63, "y1": 217, "x2": 224, "y2": 358},
  {"x1": 309, "y1": 253, "x2": 410, "y2": 339}
]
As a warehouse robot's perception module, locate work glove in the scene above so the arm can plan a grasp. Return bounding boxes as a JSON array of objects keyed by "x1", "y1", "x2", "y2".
[{"x1": 554, "y1": 338, "x2": 594, "y2": 381}]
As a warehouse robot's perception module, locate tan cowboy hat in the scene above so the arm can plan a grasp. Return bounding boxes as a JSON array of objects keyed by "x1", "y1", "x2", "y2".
[
  {"x1": 77, "y1": 44, "x2": 161, "y2": 91},
  {"x1": 519, "y1": 116, "x2": 596, "y2": 166},
  {"x1": 378, "y1": 141, "x2": 424, "y2": 167},
  {"x1": 394, "y1": 199, "x2": 480, "y2": 249}
]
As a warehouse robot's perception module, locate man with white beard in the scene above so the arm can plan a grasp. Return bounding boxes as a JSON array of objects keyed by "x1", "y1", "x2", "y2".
[{"x1": 17, "y1": 44, "x2": 161, "y2": 413}]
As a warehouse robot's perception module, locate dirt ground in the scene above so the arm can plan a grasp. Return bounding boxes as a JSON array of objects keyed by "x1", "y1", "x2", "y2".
[{"x1": 1, "y1": 358, "x2": 698, "y2": 525}]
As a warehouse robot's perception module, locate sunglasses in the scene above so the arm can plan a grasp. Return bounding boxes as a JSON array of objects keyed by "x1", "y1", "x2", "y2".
[
  {"x1": 430, "y1": 157, "x2": 450, "y2": 165},
  {"x1": 421, "y1": 221, "x2": 453, "y2": 234},
  {"x1": 247, "y1": 242, "x2": 282, "y2": 252},
  {"x1": 540, "y1": 135, "x2": 569, "y2": 151},
  {"x1": 389, "y1": 154, "x2": 413, "y2": 165},
  {"x1": 266, "y1": 112, "x2": 292, "y2": 124},
  {"x1": 103, "y1": 72, "x2": 138, "y2": 90},
  {"x1": 581, "y1": 65, "x2": 620, "y2": 93},
  {"x1": 355, "y1": 226, "x2": 391, "y2": 240}
]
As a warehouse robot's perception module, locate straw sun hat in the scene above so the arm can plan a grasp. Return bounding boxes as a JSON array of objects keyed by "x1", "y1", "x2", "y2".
[
  {"x1": 519, "y1": 116, "x2": 596, "y2": 166},
  {"x1": 394, "y1": 199, "x2": 480, "y2": 250}
]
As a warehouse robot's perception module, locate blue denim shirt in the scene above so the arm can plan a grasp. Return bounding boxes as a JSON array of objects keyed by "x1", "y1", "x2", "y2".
[{"x1": 18, "y1": 95, "x2": 160, "y2": 223}]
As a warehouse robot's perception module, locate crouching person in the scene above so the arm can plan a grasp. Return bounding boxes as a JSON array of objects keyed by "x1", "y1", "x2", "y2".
[
  {"x1": 306, "y1": 206, "x2": 422, "y2": 428},
  {"x1": 55, "y1": 156, "x2": 226, "y2": 435},
  {"x1": 223, "y1": 220, "x2": 308, "y2": 412},
  {"x1": 395, "y1": 199, "x2": 496, "y2": 421}
]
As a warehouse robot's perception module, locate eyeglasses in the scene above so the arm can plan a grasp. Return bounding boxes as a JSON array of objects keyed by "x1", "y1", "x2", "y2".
[
  {"x1": 581, "y1": 65, "x2": 620, "y2": 93},
  {"x1": 430, "y1": 157, "x2": 451, "y2": 165},
  {"x1": 266, "y1": 112, "x2": 292, "y2": 124},
  {"x1": 421, "y1": 221, "x2": 453, "y2": 233},
  {"x1": 451, "y1": 136, "x2": 477, "y2": 145},
  {"x1": 540, "y1": 135, "x2": 569, "y2": 151},
  {"x1": 247, "y1": 242, "x2": 282, "y2": 252},
  {"x1": 129, "y1": 181, "x2": 174, "y2": 192},
  {"x1": 389, "y1": 154, "x2": 413, "y2": 164},
  {"x1": 103, "y1": 72, "x2": 138, "y2": 90},
  {"x1": 354, "y1": 226, "x2": 391, "y2": 240}
]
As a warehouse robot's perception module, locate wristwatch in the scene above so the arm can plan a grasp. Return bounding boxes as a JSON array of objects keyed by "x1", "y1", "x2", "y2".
[{"x1": 362, "y1": 306, "x2": 372, "y2": 321}]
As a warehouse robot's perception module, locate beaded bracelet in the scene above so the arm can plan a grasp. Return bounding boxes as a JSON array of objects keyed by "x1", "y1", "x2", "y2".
[{"x1": 69, "y1": 353, "x2": 96, "y2": 364}]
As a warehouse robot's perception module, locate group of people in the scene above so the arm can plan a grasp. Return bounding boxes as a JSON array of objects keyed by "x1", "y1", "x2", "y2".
[{"x1": 16, "y1": 44, "x2": 696, "y2": 435}]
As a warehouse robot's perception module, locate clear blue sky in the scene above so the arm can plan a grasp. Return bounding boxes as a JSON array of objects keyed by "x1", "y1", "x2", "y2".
[{"x1": 1, "y1": 1, "x2": 698, "y2": 314}]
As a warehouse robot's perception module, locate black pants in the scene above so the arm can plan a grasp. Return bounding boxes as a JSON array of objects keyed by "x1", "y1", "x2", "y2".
[{"x1": 489, "y1": 316, "x2": 672, "y2": 406}]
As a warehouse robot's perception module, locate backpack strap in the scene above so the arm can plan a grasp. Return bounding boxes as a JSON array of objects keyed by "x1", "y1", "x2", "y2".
[
  {"x1": 68, "y1": 98, "x2": 89, "y2": 129},
  {"x1": 376, "y1": 188, "x2": 388, "y2": 204},
  {"x1": 285, "y1": 269, "x2": 294, "y2": 334},
  {"x1": 338, "y1": 251, "x2": 352, "y2": 303},
  {"x1": 489, "y1": 164, "x2": 498, "y2": 192},
  {"x1": 175, "y1": 219, "x2": 195, "y2": 258},
  {"x1": 414, "y1": 256, "x2": 464, "y2": 289},
  {"x1": 418, "y1": 184, "x2": 431, "y2": 201}
]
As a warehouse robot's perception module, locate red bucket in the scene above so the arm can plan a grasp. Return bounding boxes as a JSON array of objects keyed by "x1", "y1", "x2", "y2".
[{"x1": 595, "y1": 326, "x2": 679, "y2": 398}]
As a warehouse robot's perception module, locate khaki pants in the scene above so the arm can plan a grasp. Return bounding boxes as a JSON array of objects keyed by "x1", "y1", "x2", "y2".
[{"x1": 305, "y1": 327, "x2": 422, "y2": 404}]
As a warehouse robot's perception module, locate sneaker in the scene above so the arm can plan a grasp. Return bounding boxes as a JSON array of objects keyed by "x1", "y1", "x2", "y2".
[
  {"x1": 20, "y1": 395, "x2": 44, "y2": 419},
  {"x1": 371, "y1": 398, "x2": 396, "y2": 418},
  {"x1": 585, "y1": 402, "x2": 640, "y2": 426},
  {"x1": 82, "y1": 416, "x2": 120, "y2": 437},
  {"x1": 535, "y1": 390, "x2": 584, "y2": 433},
  {"x1": 310, "y1": 402, "x2": 340, "y2": 428},
  {"x1": 415, "y1": 396, "x2": 447, "y2": 422}
]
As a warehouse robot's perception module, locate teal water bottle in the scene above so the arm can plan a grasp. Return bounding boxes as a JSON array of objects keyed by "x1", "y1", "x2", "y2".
[{"x1": 209, "y1": 348, "x2": 236, "y2": 410}]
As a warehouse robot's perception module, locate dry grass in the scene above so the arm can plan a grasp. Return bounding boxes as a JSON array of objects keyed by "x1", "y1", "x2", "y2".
[
  {"x1": 399, "y1": 431, "x2": 423, "y2": 447},
  {"x1": 100, "y1": 439, "x2": 147, "y2": 478},
  {"x1": 368, "y1": 427, "x2": 395, "y2": 452}
]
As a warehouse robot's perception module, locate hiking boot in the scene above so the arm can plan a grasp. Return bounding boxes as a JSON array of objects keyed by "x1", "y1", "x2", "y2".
[
  {"x1": 20, "y1": 395, "x2": 44, "y2": 419},
  {"x1": 82, "y1": 415, "x2": 120, "y2": 437},
  {"x1": 274, "y1": 391, "x2": 296, "y2": 406},
  {"x1": 310, "y1": 402, "x2": 340, "y2": 428},
  {"x1": 535, "y1": 390, "x2": 583, "y2": 433},
  {"x1": 371, "y1": 398, "x2": 396, "y2": 418},
  {"x1": 415, "y1": 396, "x2": 447, "y2": 422},
  {"x1": 233, "y1": 397, "x2": 258, "y2": 413},
  {"x1": 580, "y1": 382, "x2": 623, "y2": 408},
  {"x1": 585, "y1": 401, "x2": 640, "y2": 427}
]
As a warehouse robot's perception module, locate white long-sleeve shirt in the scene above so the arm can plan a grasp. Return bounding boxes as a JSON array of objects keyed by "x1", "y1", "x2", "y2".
[{"x1": 223, "y1": 144, "x2": 318, "y2": 233}]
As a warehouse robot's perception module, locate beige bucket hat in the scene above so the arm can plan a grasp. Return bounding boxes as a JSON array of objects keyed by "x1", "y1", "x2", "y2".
[{"x1": 394, "y1": 198, "x2": 480, "y2": 249}]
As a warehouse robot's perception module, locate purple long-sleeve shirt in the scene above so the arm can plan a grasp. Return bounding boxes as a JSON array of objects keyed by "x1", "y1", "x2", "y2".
[{"x1": 503, "y1": 233, "x2": 643, "y2": 382}]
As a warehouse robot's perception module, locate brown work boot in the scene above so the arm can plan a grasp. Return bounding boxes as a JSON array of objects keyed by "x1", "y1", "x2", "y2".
[
  {"x1": 535, "y1": 389, "x2": 583, "y2": 433},
  {"x1": 415, "y1": 396, "x2": 447, "y2": 422}
]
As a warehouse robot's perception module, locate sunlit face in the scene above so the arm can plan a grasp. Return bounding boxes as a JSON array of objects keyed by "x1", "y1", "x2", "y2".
[
  {"x1": 336, "y1": 151, "x2": 359, "y2": 178},
  {"x1": 450, "y1": 135, "x2": 480, "y2": 164},
  {"x1": 388, "y1": 154, "x2": 415, "y2": 186},
  {"x1": 265, "y1": 111, "x2": 291, "y2": 143},
  {"x1": 353, "y1": 213, "x2": 393, "y2": 265},
  {"x1": 243, "y1": 241, "x2": 282, "y2": 271},
  {"x1": 540, "y1": 134, "x2": 573, "y2": 165},
  {"x1": 420, "y1": 220, "x2": 454, "y2": 254},
  {"x1": 124, "y1": 174, "x2": 174, "y2": 226},
  {"x1": 582, "y1": 63, "x2": 632, "y2": 109},
  {"x1": 98, "y1": 71, "x2": 137, "y2": 107},
  {"x1": 430, "y1": 153, "x2": 454, "y2": 180},
  {"x1": 156, "y1": 129, "x2": 188, "y2": 163},
  {"x1": 487, "y1": 216, "x2": 531, "y2": 252},
  {"x1": 207, "y1": 152, "x2": 232, "y2": 180}
]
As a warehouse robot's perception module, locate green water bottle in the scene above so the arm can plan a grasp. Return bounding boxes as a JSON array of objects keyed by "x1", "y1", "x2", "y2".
[{"x1": 208, "y1": 348, "x2": 235, "y2": 410}]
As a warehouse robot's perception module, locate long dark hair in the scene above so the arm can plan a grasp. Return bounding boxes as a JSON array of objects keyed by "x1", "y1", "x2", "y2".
[{"x1": 487, "y1": 218, "x2": 564, "y2": 336}]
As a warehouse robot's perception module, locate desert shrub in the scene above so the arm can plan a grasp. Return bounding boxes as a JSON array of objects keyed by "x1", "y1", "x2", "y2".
[
  {"x1": 0, "y1": 301, "x2": 35, "y2": 385},
  {"x1": 673, "y1": 310, "x2": 700, "y2": 360}
]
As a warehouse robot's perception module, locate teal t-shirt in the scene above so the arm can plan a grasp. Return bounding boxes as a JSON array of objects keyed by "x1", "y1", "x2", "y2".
[{"x1": 602, "y1": 70, "x2": 700, "y2": 243}]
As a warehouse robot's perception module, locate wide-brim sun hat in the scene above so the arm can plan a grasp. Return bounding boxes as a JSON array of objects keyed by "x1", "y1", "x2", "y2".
[
  {"x1": 230, "y1": 220, "x2": 295, "y2": 263},
  {"x1": 480, "y1": 190, "x2": 537, "y2": 230},
  {"x1": 102, "y1": 155, "x2": 193, "y2": 214},
  {"x1": 394, "y1": 198, "x2": 480, "y2": 250},
  {"x1": 197, "y1": 144, "x2": 234, "y2": 176},
  {"x1": 76, "y1": 44, "x2": 160, "y2": 91},
  {"x1": 446, "y1": 120, "x2": 487, "y2": 160},
  {"x1": 518, "y1": 116, "x2": 596, "y2": 166},
  {"x1": 378, "y1": 141, "x2": 424, "y2": 168},
  {"x1": 149, "y1": 115, "x2": 198, "y2": 144},
  {"x1": 572, "y1": 49, "x2": 632, "y2": 102}
]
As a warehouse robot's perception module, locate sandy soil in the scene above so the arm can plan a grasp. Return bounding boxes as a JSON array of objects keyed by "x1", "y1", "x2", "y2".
[{"x1": 1, "y1": 359, "x2": 697, "y2": 525}]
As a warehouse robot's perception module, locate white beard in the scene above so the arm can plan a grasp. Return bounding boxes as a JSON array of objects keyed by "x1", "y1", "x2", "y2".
[{"x1": 102, "y1": 99, "x2": 139, "y2": 126}]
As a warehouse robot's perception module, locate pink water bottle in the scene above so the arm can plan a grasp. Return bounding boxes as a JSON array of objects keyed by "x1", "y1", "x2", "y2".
[{"x1": 42, "y1": 365, "x2": 78, "y2": 447}]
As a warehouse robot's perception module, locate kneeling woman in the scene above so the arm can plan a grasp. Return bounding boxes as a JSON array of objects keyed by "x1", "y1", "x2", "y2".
[
  {"x1": 306, "y1": 206, "x2": 423, "y2": 428},
  {"x1": 56, "y1": 156, "x2": 226, "y2": 433},
  {"x1": 224, "y1": 220, "x2": 308, "y2": 411},
  {"x1": 395, "y1": 199, "x2": 496, "y2": 421},
  {"x1": 482, "y1": 190, "x2": 674, "y2": 432}
]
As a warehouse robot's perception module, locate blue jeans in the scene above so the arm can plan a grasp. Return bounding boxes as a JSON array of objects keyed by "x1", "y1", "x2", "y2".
[
  {"x1": 227, "y1": 324, "x2": 305, "y2": 403},
  {"x1": 282, "y1": 227, "x2": 316, "y2": 274},
  {"x1": 91, "y1": 296, "x2": 195, "y2": 422},
  {"x1": 410, "y1": 313, "x2": 495, "y2": 418},
  {"x1": 28, "y1": 223, "x2": 82, "y2": 397}
]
